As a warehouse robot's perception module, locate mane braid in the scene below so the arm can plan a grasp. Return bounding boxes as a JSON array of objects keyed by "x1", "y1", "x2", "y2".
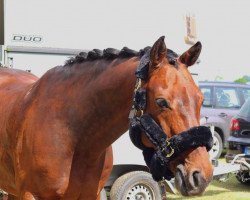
[
  {"x1": 119, "y1": 47, "x2": 139, "y2": 57},
  {"x1": 64, "y1": 46, "x2": 178, "y2": 66},
  {"x1": 87, "y1": 49, "x2": 103, "y2": 60},
  {"x1": 103, "y1": 48, "x2": 120, "y2": 60}
]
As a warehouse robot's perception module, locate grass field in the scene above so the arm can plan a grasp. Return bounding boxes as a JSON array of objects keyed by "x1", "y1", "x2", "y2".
[
  {"x1": 168, "y1": 176, "x2": 250, "y2": 200},
  {"x1": 168, "y1": 157, "x2": 250, "y2": 200}
]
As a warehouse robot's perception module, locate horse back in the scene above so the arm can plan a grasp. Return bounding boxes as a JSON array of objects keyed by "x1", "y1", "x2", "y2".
[
  {"x1": 0, "y1": 68, "x2": 38, "y2": 192},
  {"x1": 0, "y1": 67, "x2": 38, "y2": 140},
  {"x1": 0, "y1": 68, "x2": 37, "y2": 87}
]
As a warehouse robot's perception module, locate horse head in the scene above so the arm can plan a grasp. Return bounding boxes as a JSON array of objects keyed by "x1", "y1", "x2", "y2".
[{"x1": 130, "y1": 36, "x2": 213, "y2": 196}]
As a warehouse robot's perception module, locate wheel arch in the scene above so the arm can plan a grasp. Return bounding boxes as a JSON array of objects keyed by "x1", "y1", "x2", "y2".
[{"x1": 214, "y1": 126, "x2": 224, "y2": 144}]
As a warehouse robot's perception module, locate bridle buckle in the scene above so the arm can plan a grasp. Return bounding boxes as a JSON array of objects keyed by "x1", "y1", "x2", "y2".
[
  {"x1": 129, "y1": 109, "x2": 144, "y2": 119},
  {"x1": 161, "y1": 141, "x2": 174, "y2": 158}
]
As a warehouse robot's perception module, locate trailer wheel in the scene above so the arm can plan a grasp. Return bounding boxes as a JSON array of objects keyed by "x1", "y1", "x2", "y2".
[
  {"x1": 100, "y1": 188, "x2": 107, "y2": 200},
  {"x1": 110, "y1": 171, "x2": 161, "y2": 200}
]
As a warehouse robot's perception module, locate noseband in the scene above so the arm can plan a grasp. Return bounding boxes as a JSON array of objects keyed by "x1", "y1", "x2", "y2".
[{"x1": 129, "y1": 49, "x2": 213, "y2": 182}]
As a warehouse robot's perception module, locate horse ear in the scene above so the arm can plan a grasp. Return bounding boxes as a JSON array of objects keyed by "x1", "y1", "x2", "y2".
[
  {"x1": 179, "y1": 42, "x2": 202, "y2": 67},
  {"x1": 150, "y1": 36, "x2": 167, "y2": 67}
]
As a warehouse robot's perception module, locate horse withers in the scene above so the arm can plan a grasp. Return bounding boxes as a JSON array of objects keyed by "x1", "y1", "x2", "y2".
[{"x1": 0, "y1": 37, "x2": 213, "y2": 199}]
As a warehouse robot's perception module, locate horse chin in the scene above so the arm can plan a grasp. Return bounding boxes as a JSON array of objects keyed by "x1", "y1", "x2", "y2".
[{"x1": 174, "y1": 164, "x2": 209, "y2": 196}]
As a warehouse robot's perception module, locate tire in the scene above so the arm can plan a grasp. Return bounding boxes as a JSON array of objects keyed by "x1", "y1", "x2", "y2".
[
  {"x1": 236, "y1": 171, "x2": 250, "y2": 185},
  {"x1": 110, "y1": 171, "x2": 161, "y2": 200},
  {"x1": 209, "y1": 131, "x2": 223, "y2": 160},
  {"x1": 100, "y1": 188, "x2": 107, "y2": 200}
]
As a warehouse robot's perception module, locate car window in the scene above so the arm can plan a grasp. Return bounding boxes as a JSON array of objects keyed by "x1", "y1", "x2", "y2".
[
  {"x1": 200, "y1": 87, "x2": 212, "y2": 107},
  {"x1": 239, "y1": 88, "x2": 250, "y2": 102},
  {"x1": 238, "y1": 98, "x2": 250, "y2": 118},
  {"x1": 214, "y1": 87, "x2": 240, "y2": 108}
]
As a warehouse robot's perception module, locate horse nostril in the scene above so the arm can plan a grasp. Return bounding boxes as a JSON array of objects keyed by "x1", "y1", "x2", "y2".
[
  {"x1": 175, "y1": 167, "x2": 208, "y2": 196},
  {"x1": 191, "y1": 171, "x2": 201, "y2": 188}
]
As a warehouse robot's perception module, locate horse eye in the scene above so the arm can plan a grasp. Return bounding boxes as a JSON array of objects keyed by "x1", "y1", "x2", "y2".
[{"x1": 155, "y1": 98, "x2": 170, "y2": 109}]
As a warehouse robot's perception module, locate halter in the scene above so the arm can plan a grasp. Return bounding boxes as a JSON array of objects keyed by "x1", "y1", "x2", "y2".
[{"x1": 128, "y1": 49, "x2": 213, "y2": 196}]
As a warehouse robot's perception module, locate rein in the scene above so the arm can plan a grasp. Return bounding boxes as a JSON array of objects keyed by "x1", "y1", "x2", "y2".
[{"x1": 128, "y1": 49, "x2": 213, "y2": 199}]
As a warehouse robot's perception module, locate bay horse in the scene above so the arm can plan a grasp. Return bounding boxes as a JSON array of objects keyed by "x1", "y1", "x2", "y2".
[{"x1": 0, "y1": 36, "x2": 213, "y2": 199}]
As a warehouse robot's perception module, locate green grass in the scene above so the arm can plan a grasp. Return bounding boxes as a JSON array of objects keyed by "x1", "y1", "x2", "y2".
[
  {"x1": 168, "y1": 176, "x2": 250, "y2": 200},
  {"x1": 168, "y1": 158, "x2": 250, "y2": 200}
]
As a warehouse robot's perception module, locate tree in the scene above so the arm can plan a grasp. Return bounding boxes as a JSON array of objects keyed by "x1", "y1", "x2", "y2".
[{"x1": 234, "y1": 76, "x2": 248, "y2": 84}]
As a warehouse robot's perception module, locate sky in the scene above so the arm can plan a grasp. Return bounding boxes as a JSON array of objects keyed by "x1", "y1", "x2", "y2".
[{"x1": 4, "y1": 0, "x2": 250, "y2": 81}]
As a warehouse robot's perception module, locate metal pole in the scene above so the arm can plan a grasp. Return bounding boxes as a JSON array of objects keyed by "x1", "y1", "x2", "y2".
[{"x1": 0, "y1": 0, "x2": 4, "y2": 45}]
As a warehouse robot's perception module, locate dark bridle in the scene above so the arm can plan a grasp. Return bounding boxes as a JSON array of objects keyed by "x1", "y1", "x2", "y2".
[{"x1": 128, "y1": 48, "x2": 213, "y2": 197}]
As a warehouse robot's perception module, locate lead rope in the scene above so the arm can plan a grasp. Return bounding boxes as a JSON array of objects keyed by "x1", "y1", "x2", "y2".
[
  {"x1": 158, "y1": 179, "x2": 167, "y2": 200},
  {"x1": 128, "y1": 78, "x2": 143, "y2": 119}
]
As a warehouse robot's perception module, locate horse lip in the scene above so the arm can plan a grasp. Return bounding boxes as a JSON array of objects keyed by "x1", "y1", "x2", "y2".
[
  {"x1": 175, "y1": 165, "x2": 189, "y2": 196},
  {"x1": 175, "y1": 164, "x2": 208, "y2": 196}
]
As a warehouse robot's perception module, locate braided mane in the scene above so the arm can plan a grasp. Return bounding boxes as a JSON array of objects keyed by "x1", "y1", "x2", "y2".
[{"x1": 64, "y1": 46, "x2": 178, "y2": 66}]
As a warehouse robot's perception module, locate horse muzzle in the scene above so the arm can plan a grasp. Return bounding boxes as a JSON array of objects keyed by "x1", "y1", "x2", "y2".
[
  {"x1": 129, "y1": 114, "x2": 214, "y2": 182},
  {"x1": 175, "y1": 164, "x2": 209, "y2": 196}
]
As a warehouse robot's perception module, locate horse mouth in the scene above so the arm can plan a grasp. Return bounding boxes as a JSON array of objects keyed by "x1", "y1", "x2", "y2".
[{"x1": 174, "y1": 164, "x2": 209, "y2": 196}]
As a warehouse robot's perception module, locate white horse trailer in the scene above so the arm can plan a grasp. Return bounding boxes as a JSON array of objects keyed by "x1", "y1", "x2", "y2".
[{"x1": 1, "y1": 46, "x2": 82, "y2": 76}]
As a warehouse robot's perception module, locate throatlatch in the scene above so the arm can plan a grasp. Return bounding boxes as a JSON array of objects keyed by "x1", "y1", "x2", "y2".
[{"x1": 128, "y1": 48, "x2": 213, "y2": 182}]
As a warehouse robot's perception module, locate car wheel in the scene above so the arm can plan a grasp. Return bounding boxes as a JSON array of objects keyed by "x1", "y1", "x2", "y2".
[
  {"x1": 209, "y1": 131, "x2": 223, "y2": 159},
  {"x1": 110, "y1": 171, "x2": 161, "y2": 200},
  {"x1": 236, "y1": 171, "x2": 250, "y2": 185}
]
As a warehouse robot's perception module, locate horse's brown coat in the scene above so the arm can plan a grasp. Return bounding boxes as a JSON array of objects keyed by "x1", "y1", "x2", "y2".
[{"x1": 0, "y1": 38, "x2": 213, "y2": 199}]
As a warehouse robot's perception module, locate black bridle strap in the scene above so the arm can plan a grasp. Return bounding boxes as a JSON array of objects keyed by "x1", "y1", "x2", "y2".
[
  {"x1": 140, "y1": 114, "x2": 167, "y2": 147},
  {"x1": 135, "y1": 48, "x2": 151, "y2": 80},
  {"x1": 167, "y1": 126, "x2": 213, "y2": 156},
  {"x1": 140, "y1": 114, "x2": 213, "y2": 155},
  {"x1": 130, "y1": 114, "x2": 213, "y2": 181},
  {"x1": 130, "y1": 114, "x2": 213, "y2": 154}
]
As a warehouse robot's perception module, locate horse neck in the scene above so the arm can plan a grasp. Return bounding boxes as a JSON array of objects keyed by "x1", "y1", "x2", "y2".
[{"x1": 51, "y1": 58, "x2": 139, "y2": 152}]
